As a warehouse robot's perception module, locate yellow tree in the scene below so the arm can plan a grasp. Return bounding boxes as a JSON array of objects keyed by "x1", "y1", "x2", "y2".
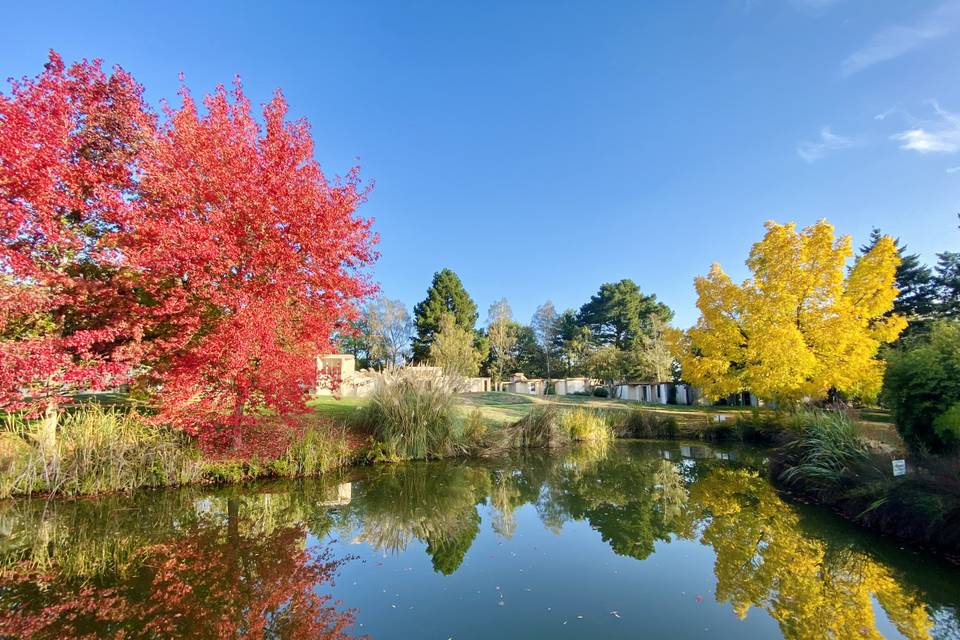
[{"x1": 679, "y1": 220, "x2": 905, "y2": 403}]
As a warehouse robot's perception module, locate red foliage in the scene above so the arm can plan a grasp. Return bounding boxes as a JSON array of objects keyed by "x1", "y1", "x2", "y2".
[
  {"x1": 0, "y1": 52, "x2": 377, "y2": 446},
  {"x1": 127, "y1": 80, "x2": 376, "y2": 447},
  {"x1": 0, "y1": 52, "x2": 154, "y2": 414}
]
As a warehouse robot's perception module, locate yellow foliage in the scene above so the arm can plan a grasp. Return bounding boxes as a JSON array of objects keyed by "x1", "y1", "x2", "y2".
[{"x1": 680, "y1": 220, "x2": 906, "y2": 403}]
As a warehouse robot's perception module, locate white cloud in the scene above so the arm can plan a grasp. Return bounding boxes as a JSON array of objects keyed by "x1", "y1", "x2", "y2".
[
  {"x1": 874, "y1": 107, "x2": 896, "y2": 121},
  {"x1": 797, "y1": 126, "x2": 855, "y2": 162},
  {"x1": 841, "y1": 1, "x2": 960, "y2": 76},
  {"x1": 891, "y1": 101, "x2": 960, "y2": 154}
]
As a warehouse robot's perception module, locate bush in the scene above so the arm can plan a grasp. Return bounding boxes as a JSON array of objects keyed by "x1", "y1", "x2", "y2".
[
  {"x1": 361, "y1": 367, "x2": 457, "y2": 460},
  {"x1": 592, "y1": 387, "x2": 609, "y2": 398},
  {"x1": 201, "y1": 459, "x2": 246, "y2": 484},
  {"x1": 883, "y1": 320, "x2": 960, "y2": 452},
  {"x1": 732, "y1": 410, "x2": 789, "y2": 444}
]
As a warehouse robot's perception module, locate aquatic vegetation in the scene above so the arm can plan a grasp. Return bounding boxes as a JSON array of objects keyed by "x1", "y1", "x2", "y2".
[
  {"x1": 610, "y1": 407, "x2": 679, "y2": 439},
  {"x1": 778, "y1": 409, "x2": 878, "y2": 494},
  {"x1": 0, "y1": 405, "x2": 204, "y2": 498},
  {"x1": 560, "y1": 407, "x2": 612, "y2": 443}
]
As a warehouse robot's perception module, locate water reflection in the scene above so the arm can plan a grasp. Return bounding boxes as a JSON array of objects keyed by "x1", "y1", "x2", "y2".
[{"x1": 0, "y1": 442, "x2": 957, "y2": 639}]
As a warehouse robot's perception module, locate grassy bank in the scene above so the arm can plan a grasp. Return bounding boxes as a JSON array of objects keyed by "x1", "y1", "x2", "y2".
[
  {"x1": 0, "y1": 405, "x2": 359, "y2": 499},
  {"x1": 6, "y1": 388, "x2": 953, "y2": 560},
  {"x1": 770, "y1": 410, "x2": 960, "y2": 555}
]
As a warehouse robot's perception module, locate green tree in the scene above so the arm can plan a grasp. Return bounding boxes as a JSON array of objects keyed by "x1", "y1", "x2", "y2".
[
  {"x1": 933, "y1": 251, "x2": 960, "y2": 319},
  {"x1": 553, "y1": 309, "x2": 592, "y2": 376},
  {"x1": 883, "y1": 320, "x2": 960, "y2": 451},
  {"x1": 412, "y1": 269, "x2": 478, "y2": 361},
  {"x1": 509, "y1": 323, "x2": 546, "y2": 378},
  {"x1": 632, "y1": 315, "x2": 676, "y2": 382},
  {"x1": 577, "y1": 279, "x2": 672, "y2": 350},
  {"x1": 586, "y1": 345, "x2": 630, "y2": 397},
  {"x1": 335, "y1": 320, "x2": 371, "y2": 369},
  {"x1": 430, "y1": 313, "x2": 483, "y2": 377}
]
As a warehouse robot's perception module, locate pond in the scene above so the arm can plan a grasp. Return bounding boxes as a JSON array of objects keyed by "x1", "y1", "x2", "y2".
[{"x1": 1, "y1": 441, "x2": 959, "y2": 639}]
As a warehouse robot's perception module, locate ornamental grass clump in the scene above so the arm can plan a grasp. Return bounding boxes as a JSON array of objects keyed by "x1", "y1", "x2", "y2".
[
  {"x1": 778, "y1": 409, "x2": 879, "y2": 495},
  {"x1": 561, "y1": 408, "x2": 613, "y2": 444},
  {"x1": 503, "y1": 406, "x2": 568, "y2": 449},
  {"x1": 362, "y1": 367, "x2": 457, "y2": 460}
]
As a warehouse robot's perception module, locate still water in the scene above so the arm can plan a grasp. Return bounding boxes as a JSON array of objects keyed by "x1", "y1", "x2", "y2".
[{"x1": 1, "y1": 441, "x2": 959, "y2": 639}]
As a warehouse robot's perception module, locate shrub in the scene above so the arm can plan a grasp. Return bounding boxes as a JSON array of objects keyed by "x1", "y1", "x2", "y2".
[
  {"x1": 883, "y1": 320, "x2": 960, "y2": 452},
  {"x1": 201, "y1": 460, "x2": 246, "y2": 484},
  {"x1": 732, "y1": 410, "x2": 789, "y2": 444},
  {"x1": 933, "y1": 401, "x2": 960, "y2": 448},
  {"x1": 361, "y1": 367, "x2": 457, "y2": 460},
  {"x1": 592, "y1": 387, "x2": 609, "y2": 398}
]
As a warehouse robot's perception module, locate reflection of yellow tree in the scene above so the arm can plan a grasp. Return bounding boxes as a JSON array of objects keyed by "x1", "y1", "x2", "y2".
[{"x1": 691, "y1": 468, "x2": 933, "y2": 640}]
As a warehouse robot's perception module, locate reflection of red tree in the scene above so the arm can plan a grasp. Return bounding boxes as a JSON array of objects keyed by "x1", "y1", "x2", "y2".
[{"x1": 0, "y1": 524, "x2": 359, "y2": 639}]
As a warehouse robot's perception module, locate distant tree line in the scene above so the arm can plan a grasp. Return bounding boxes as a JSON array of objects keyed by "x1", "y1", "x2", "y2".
[{"x1": 339, "y1": 271, "x2": 676, "y2": 390}]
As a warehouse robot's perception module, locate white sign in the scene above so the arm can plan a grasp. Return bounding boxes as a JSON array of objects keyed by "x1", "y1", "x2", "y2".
[{"x1": 892, "y1": 459, "x2": 907, "y2": 477}]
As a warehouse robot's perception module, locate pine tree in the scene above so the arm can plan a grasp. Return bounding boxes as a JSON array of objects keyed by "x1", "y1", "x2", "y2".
[
  {"x1": 576, "y1": 279, "x2": 673, "y2": 350},
  {"x1": 412, "y1": 269, "x2": 478, "y2": 361},
  {"x1": 933, "y1": 251, "x2": 960, "y2": 319}
]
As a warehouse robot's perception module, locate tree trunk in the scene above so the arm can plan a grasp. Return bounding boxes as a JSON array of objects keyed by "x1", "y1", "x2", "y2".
[{"x1": 231, "y1": 399, "x2": 245, "y2": 450}]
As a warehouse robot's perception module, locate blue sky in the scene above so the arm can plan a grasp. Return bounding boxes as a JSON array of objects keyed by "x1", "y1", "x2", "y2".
[{"x1": 4, "y1": 1, "x2": 959, "y2": 328}]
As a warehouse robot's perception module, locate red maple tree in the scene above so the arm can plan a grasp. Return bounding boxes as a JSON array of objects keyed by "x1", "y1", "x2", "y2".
[
  {"x1": 1, "y1": 53, "x2": 377, "y2": 450},
  {"x1": 0, "y1": 52, "x2": 153, "y2": 438},
  {"x1": 128, "y1": 80, "x2": 376, "y2": 448}
]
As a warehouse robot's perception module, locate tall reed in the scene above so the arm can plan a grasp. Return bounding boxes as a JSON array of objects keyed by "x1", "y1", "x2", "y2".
[
  {"x1": 0, "y1": 405, "x2": 203, "y2": 498},
  {"x1": 778, "y1": 409, "x2": 876, "y2": 494},
  {"x1": 361, "y1": 367, "x2": 458, "y2": 460}
]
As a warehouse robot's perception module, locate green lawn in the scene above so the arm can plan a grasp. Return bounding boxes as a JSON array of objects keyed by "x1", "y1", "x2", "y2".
[
  {"x1": 308, "y1": 395, "x2": 368, "y2": 425},
  {"x1": 457, "y1": 391, "x2": 761, "y2": 427}
]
